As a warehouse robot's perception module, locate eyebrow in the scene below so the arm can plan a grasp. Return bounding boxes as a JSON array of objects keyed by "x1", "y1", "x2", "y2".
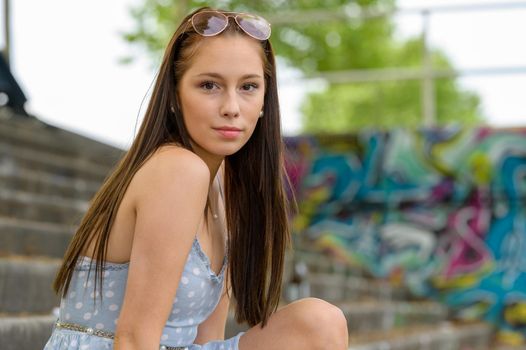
[{"x1": 194, "y1": 72, "x2": 263, "y2": 80}]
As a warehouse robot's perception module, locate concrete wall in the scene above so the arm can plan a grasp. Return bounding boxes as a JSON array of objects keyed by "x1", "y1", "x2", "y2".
[{"x1": 285, "y1": 127, "x2": 526, "y2": 345}]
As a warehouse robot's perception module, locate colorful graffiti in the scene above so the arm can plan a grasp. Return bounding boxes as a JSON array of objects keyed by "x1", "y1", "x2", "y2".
[{"x1": 285, "y1": 127, "x2": 526, "y2": 345}]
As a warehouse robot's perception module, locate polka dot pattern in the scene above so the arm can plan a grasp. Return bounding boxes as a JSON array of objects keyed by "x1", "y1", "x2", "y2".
[{"x1": 48, "y1": 237, "x2": 239, "y2": 349}]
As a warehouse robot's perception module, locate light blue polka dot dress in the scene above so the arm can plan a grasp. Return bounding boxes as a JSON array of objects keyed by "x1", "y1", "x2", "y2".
[{"x1": 44, "y1": 238, "x2": 244, "y2": 350}]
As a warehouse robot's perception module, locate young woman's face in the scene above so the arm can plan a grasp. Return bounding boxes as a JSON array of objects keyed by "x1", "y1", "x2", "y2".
[{"x1": 178, "y1": 34, "x2": 265, "y2": 163}]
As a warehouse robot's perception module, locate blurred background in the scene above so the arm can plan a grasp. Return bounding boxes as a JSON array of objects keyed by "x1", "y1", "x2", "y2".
[
  {"x1": 3, "y1": 0, "x2": 526, "y2": 148},
  {"x1": 1, "y1": 0, "x2": 526, "y2": 349}
]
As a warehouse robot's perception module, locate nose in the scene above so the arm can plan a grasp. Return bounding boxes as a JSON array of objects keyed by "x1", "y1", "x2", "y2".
[{"x1": 220, "y1": 90, "x2": 240, "y2": 118}]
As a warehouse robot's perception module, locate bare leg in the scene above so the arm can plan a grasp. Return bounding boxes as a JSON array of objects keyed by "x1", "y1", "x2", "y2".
[{"x1": 238, "y1": 297, "x2": 348, "y2": 350}]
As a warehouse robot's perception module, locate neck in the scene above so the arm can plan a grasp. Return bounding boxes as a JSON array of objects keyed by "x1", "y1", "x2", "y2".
[
  {"x1": 207, "y1": 160, "x2": 222, "y2": 187},
  {"x1": 189, "y1": 144, "x2": 224, "y2": 187},
  {"x1": 208, "y1": 165, "x2": 223, "y2": 221}
]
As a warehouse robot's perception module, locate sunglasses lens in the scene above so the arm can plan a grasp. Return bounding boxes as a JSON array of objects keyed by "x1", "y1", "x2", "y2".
[
  {"x1": 192, "y1": 12, "x2": 228, "y2": 36},
  {"x1": 236, "y1": 14, "x2": 271, "y2": 40}
]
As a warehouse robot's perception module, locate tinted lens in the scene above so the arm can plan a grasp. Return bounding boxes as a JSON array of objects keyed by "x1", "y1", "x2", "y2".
[
  {"x1": 192, "y1": 12, "x2": 228, "y2": 36},
  {"x1": 236, "y1": 14, "x2": 271, "y2": 40}
]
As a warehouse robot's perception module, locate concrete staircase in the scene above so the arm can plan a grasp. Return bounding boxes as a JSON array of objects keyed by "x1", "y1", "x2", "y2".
[
  {"x1": 223, "y1": 245, "x2": 494, "y2": 349},
  {"x1": 0, "y1": 108, "x2": 123, "y2": 349},
  {"x1": 0, "y1": 107, "x2": 495, "y2": 349},
  {"x1": 280, "y1": 246, "x2": 495, "y2": 350}
]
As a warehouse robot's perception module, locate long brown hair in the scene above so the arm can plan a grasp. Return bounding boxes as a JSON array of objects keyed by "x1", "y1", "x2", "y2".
[{"x1": 53, "y1": 7, "x2": 291, "y2": 328}]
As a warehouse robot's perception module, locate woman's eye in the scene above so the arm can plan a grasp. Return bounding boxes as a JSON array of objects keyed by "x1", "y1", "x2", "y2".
[
  {"x1": 200, "y1": 81, "x2": 218, "y2": 91},
  {"x1": 242, "y1": 83, "x2": 259, "y2": 92}
]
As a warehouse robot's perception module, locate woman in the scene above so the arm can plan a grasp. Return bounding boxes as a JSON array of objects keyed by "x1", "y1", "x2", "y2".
[{"x1": 45, "y1": 7, "x2": 348, "y2": 350}]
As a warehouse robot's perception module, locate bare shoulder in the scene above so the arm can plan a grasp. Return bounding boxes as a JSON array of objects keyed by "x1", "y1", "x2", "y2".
[
  {"x1": 129, "y1": 144, "x2": 210, "y2": 205},
  {"x1": 152, "y1": 143, "x2": 209, "y2": 172},
  {"x1": 115, "y1": 145, "x2": 212, "y2": 339}
]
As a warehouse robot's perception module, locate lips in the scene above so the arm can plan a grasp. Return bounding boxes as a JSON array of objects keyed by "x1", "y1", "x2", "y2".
[
  {"x1": 214, "y1": 126, "x2": 242, "y2": 139},
  {"x1": 215, "y1": 126, "x2": 241, "y2": 131}
]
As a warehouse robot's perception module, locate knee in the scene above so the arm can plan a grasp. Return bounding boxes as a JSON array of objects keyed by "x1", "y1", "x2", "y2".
[{"x1": 291, "y1": 298, "x2": 348, "y2": 349}]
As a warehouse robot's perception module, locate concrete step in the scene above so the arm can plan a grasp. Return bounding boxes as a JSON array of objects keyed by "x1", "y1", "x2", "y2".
[
  {"x1": 0, "y1": 140, "x2": 112, "y2": 184},
  {"x1": 0, "y1": 109, "x2": 123, "y2": 167},
  {"x1": 0, "y1": 168, "x2": 99, "y2": 201},
  {"x1": 0, "y1": 189, "x2": 88, "y2": 225},
  {"x1": 224, "y1": 300, "x2": 449, "y2": 340},
  {"x1": 305, "y1": 272, "x2": 409, "y2": 302},
  {"x1": 294, "y1": 248, "x2": 358, "y2": 274},
  {"x1": 341, "y1": 300, "x2": 448, "y2": 334},
  {"x1": 0, "y1": 216, "x2": 74, "y2": 258},
  {"x1": 0, "y1": 314, "x2": 55, "y2": 350},
  {"x1": 348, "y1": 321, "x2": 493, "y2": 350},
  {"x1": 0, "y1": 256, "x2": 61, "y2": 314}
]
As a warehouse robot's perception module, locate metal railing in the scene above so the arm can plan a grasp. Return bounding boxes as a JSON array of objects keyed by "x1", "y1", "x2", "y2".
[{"x1": 264, "y1": 1, "x2": 526, "y2": 126}]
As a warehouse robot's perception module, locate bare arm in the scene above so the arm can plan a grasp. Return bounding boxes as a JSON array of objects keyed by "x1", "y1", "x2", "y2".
[
  {"x1": 194, "y1": 161, "x2": 230, "y2": 344},
  {"x1": 114, "y1": 147, "x2": 210, "y2": 350}
]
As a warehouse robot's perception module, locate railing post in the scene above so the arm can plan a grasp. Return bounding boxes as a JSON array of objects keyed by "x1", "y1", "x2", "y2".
[
  {"x1": 421, "y1": 9, "x2": 436, "y2": 126},
  {"x1": 2, "y1": 0, "x2": 10, "y2": 67}
]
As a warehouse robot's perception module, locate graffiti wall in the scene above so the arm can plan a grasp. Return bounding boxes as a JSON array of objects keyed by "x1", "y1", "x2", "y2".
[{"x1": 285, "y1": 127, "x2": 526, "y2": 345}]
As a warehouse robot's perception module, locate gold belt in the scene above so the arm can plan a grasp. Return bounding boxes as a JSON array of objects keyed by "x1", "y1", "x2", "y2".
[{"x1": 55, "y1": 320, "x2": 188, "y2": 350}]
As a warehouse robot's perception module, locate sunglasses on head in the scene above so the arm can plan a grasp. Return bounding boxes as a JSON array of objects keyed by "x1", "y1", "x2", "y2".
[{"x1": 189, "y1": 10, "x2": 271, "y2": 41}]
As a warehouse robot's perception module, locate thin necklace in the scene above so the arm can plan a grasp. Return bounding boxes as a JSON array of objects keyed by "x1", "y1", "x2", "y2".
[
  {"x1": 208, "y1": 195, "x2": 219, "y2": 220},
  {"x1": 211, "y1": 175, "x2": 222, "y2": 220}
]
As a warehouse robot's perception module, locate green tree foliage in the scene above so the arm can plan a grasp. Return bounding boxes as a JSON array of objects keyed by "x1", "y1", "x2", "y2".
[{"x1": 123, "y1": 0, "x2": 483, "y2": 132}]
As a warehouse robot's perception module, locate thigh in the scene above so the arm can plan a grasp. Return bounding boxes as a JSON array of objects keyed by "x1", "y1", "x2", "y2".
[{"x1": 238, "y1": 297, "x2": 347, "y2": 350}]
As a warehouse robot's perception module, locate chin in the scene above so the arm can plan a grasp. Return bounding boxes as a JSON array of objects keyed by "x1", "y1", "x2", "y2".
[
  {"x1": 215, "y1": 142, "x2": 248, "y2": 157},
  {"x1": 218, "y1": 147, "x2": 243, "y2": 157}
]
